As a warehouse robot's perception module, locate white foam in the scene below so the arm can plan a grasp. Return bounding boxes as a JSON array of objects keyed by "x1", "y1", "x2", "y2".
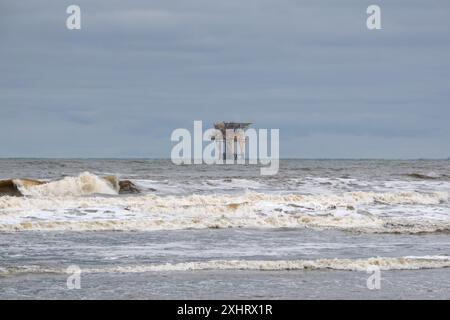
[
  {"x1": 0, "y1": 191, "x2": 448, "y2": 233},
  {"x1": 16, "y1": 172, "x2": 119, "y2": 197},
  {"x1": 2, "y1": 256, "x2": 450, "y2": 276},
  {"x1": 102, "y1": 256, "x2": 450, "y2": 272}
]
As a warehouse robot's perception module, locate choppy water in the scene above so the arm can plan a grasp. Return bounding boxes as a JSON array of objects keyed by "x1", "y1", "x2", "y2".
[{"x1": 0, "y1": 159, "x2": 449, "y2": 299}]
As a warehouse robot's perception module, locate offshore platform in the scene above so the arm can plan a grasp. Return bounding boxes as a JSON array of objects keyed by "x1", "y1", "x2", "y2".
[{"x1": 211, "y1": 122, "x2": 252, "y2": 160}]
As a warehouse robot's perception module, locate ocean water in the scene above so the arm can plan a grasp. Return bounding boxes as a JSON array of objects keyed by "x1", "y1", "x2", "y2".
[{"x1": 0, "y1": 159, "x2": 449, "y2": 299}]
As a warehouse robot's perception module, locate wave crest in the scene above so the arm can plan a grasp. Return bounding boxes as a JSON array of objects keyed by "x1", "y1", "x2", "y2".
[
  {"x1": 402, "y1": 172, "x2": 450, "y2": 180},
  {"x1": 2, "y1": 256, "x2": 449, "y2": 276},
  {"x1": 16, "y1": 172, "x2": 119, "y2": 197},
  {"x1": 0, "y1": 191, "x2": 448, "y2": 233}
]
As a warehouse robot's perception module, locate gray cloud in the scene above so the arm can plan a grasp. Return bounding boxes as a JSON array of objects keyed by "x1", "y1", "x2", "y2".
[{"x1": 1, "y1": 0, "x2": 449, "y2": 158}]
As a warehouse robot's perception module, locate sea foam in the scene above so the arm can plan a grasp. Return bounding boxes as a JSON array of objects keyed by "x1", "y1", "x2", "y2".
[
  {"x1": 0, "y1": 189, "x2": 448, "y2": 233},
  {"x1": 1, "y1": 256, "x2": 449, "y2": 276},
  {"x1": 16, "y1": 172, "x2": 119, "y2": 197}
]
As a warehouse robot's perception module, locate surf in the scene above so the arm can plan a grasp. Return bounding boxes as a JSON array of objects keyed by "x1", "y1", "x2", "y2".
[
  {"x1": 0, "y1": 179, "x2": 45, "y2": 197},
  {"x1": 0, "y1": 190, "x2": 448, "y2": 233},
  {"x1": 2, "y1": 256, "x2": 450, "y2": 276},
  {"x1": 0, "y1": 172, "x2": 140, "y2": 197}
]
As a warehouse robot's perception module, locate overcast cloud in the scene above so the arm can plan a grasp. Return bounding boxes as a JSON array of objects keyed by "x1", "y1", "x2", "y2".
[{"x1": 1, "y1": 0, "x2": 449, "y2": 158}]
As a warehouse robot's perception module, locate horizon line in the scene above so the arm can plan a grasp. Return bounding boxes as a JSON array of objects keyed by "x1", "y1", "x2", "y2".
[{"x1": 0, "y1": 157, "x2": 449, "y2": 161}]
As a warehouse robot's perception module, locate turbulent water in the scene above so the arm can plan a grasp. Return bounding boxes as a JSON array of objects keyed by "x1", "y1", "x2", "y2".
[{"x1": 1, "y1": 159, "x2": 450, "y2": 299}]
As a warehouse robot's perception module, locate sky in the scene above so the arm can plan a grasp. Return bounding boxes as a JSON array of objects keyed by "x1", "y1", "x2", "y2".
[{"x1": 1, "y1": 0, "x2": 449, "y2": 159}]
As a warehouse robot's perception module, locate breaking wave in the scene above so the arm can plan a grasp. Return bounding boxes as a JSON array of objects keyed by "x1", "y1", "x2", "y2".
[
  {"x1": 1, "y1": 256, "x2": 450, "y2": 276},
  {"x1": 0, "y1": 190, "x2": 448, "y2": 233},
  {"x1": 4, "y1": 172, "x2": 119, "y2": 197}
]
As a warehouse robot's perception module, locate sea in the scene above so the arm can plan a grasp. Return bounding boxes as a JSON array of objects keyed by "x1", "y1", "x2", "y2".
[{"x1": 0, "y1": 159, "x2": 449, "y2": 299}]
